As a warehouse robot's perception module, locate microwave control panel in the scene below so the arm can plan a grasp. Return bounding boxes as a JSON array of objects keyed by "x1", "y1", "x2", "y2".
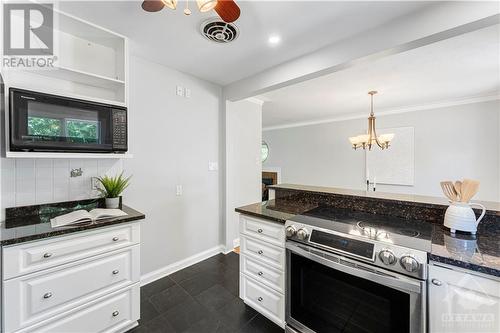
[{"x1": 112, "y1": 109, "x2": 128, "y2": 151}]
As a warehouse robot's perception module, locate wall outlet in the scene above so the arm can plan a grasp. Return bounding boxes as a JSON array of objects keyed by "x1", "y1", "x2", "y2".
[
  {"x1": 176, "y1": 85, "x2": 184, "y2": 97},
  {"x1": 176, "y1": 185, "x2": 183, "y2": 196},
  {"x1": 91, "y1": 177, "x2": 100, "y2": 190},
  {"x1": 185, "y1": 88, "x2": 191, "y2": 98}
]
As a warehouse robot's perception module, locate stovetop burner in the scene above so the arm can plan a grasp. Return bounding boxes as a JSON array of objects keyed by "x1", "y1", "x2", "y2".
[{"x1": 356, "y1": 221, "x2": 421, "y2": 238}]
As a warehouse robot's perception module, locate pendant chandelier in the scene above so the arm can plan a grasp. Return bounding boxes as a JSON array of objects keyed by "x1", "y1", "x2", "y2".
[{"x1": 349, "y1": 91, "x2": 394, "y2": 150}]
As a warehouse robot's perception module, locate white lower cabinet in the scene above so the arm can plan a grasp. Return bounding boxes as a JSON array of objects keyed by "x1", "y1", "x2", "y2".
[
  {"x1": 428, "y1": 264, "x2": 500, "y2": 333},
  {"x1": 239, "y1": 215, "x2": 285, "y2": 328},
  {"x1": 15, "y1": 284, "x2": 140, "y2": 333},
  {"x1": 2, "y1": 223, "x2": 141, "y2": 333}
]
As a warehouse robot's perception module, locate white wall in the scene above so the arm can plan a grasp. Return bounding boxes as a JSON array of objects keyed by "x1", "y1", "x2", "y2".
[
  {"x1": 124, "y1": 56, "x2": 222, "y2": 276},
  {"x1": 263, "y1": 100, "x2": 500, "y2": 202},
  {"x1": 225, "y1": 99, "x2": 262, "y2": 251}
]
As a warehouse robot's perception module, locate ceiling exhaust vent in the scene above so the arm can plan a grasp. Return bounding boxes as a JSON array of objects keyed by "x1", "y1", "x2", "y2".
[{"x1": 200, "y1": 18, "x2": 239, "y2": 43}]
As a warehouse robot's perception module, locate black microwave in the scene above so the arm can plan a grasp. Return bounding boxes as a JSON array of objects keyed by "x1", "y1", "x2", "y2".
[{"x1": 9, "y1": 88, "x2": 127, "y2": 153}]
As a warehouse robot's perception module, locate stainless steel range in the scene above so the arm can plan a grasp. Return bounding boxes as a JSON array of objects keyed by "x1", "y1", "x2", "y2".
[{"x1": 285, "y1": 207, "x2": 432, "y2": 333}]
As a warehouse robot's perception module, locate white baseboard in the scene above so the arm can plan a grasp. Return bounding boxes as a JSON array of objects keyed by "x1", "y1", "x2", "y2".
[
  {"x1": 140, "y1": 244, "x2": 225, "y2": 286},
  {"x1": 233, "y1": 238, "x2": 240, "y2": 248},
  {"x1": 222, "y1": 238, "x2": 240, "y2": 254}
]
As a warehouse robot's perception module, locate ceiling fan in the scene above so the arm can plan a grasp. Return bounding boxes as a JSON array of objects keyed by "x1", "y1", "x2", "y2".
[{"x1": 141, "y1": 0, "x2": 241, "y2": 23}]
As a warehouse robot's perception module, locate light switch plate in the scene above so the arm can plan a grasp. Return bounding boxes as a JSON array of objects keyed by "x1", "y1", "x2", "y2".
[
  {"x1": 176, "y1": 185, "x2": 183, "y2": 196},
  {"x1": 185, "y1": 88, "x2": 191, "y2": 98},
  {"x1": 176, "y1": 86, "x2": 184, "y2": 97},
  {"x1": 208, "y1": 162, "x2": 218, "y2": 171}
]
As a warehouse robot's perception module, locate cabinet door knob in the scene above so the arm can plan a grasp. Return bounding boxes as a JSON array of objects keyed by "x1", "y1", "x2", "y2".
[
  {"x1": 43, "y1": 253, "x2": 52, "y2": 258},
  {"x1": 112, "y1": 237, "x2": 119, "y2": 242},
  {"x1": 257, "y1": 229, "x2": 263, "y2": 233},
  {"x1": 258, "y1": 297, "x2": 263, "y2": 302},
  {"x1": 258, "y1": 271, "x2": 264, "y2": 276},
  {"x1": 43, "y1": 292, "x2": 52, "y2": 299},
  {"x1": 431, "y1": 279, "x2": 442, "y2": 286},
  {"x1": 258, "y1": 250, "x2": 263, "y2": 255},
  {"x1": 112, "y1": 311, "x2": 120, "y2": 317},
  {"x1": 112, "y1": 270, "x2": 119, "y2": 275}
]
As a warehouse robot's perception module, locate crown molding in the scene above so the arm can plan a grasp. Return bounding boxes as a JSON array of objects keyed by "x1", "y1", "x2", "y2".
[
  {"x1": 245, "y1": 97, "x2": 265, "y2": 106},
  {"x1": 263, "y1": 94, "x2": 500, "y2": 132}
]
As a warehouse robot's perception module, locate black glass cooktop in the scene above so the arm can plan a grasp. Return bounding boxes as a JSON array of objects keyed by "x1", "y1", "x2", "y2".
[{"x1": 293, "y1": 206, "x2": 433, "y2": 252}]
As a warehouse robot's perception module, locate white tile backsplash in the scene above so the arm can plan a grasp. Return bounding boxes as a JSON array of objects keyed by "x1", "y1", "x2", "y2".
[{"x1": 1, "y1": 158, "x2": 124, "y2": 219}]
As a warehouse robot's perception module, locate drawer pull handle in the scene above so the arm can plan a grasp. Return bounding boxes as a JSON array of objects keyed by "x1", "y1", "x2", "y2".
[
  {"x1": 112, "y1": 311, "x2": 120, "y2": 317},
  {"x1": 431, "y1": 279, "x2": 442, "y2": 286},
  {"x1": 258, "y1": 271, "x2": 264, "y2": 276},
  {"x1": 258, "y1": 250, "x2": 263, "y2": 255},
  {"x1": 258, "y1": 297, "x2": 263, "y2": 302},
  {"x1": 257, "y1": 229, "x2": 263, "y2": 233},
  {"x1": 112, "y1": 237, "x2": 119, "y2": 242},
  {"x1": 43, "y1": 253, "x2": 52, "y2": 258},
  {"x1": 112, "y1": 270, "x2": 120, "y2": 275},
  {"x1": 43, "y1": 292, "x2": 52, "y2": 299}
]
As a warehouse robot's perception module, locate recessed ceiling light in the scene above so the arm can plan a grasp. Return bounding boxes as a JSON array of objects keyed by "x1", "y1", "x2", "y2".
[{"x1": 268, "y1": 34, "x2": 281, "y2": 46}]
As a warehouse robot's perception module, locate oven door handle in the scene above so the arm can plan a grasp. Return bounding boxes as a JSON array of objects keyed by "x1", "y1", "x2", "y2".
[{"x1": 287, "y1": 242, "x2": 422, "y2": 294}]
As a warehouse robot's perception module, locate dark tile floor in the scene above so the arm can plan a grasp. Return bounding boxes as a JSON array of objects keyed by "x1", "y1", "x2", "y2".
[{"x1": 129, "y1": 252, "x2": 284, "y2": 333}]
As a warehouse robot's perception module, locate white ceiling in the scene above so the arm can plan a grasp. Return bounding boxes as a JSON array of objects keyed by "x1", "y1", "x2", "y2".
[
  {"x1": 59, "y1": 1, "x2": 432, "y2": 85},
  {"x1": 260, "y1": 24, "x2": 500, "y2": 128}
]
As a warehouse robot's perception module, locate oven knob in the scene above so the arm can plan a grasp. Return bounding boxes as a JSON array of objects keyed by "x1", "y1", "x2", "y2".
[
  {"x1": 285, "y1": 226, "x2": 297, "y2": 238},
  {"x1": 400, "y1": 255, "x2": 419, "y2": 272},
  {"x1": 378, "y1": 249, "x2": 396, "y2": 265},
  {"x1": 296, "y1": 228, "x2": 309, "y2": 241}
]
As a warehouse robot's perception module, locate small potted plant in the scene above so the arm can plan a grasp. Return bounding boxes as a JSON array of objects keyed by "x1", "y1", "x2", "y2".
[{"x1": 96, "y1": 173, "x2": 131, "y2": 209}]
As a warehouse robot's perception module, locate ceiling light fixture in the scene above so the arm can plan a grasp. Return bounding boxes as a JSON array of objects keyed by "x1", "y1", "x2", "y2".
[
  {"x1": 142, "y1": 0, "x2": 241, "y2": 23},
  {"x1": 162, "y1": 0, "x2": 177, "y2": 10},
  {"x1": 349, "y1": 91, "x2": 395, "y2": 150},
  {"x1": 268, "y1": 34, "x2": 281, "y2": 46},
  {"x1": 197, "y1": 0, "x2": 218, "y2": 12}
]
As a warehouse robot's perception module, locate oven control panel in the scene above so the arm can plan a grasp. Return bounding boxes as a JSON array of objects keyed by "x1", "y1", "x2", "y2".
[{"x1": 285, "y1": 220, "x2": 428, "y2": 279}]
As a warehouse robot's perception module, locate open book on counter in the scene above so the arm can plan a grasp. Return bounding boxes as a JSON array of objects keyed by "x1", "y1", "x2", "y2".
[{"x1": 50, "y1": 209, "x2": 128, "y2": 228}]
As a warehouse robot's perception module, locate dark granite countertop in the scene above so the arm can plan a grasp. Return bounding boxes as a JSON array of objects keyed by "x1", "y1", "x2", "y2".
[
  {"x1": 430, "y1": 225, "x2": 500, "y2": 277},
  {"x1": 236, "y1": 199, "x2": 500, "y2": 278},
  {"x1": 235, "y1": 199, "x2": 316, "y2": 223},
  {"x1": 1, "y1": 200, "x2": 145, "y2": 246},
  {"x1": 269, "y1": 184, "x2": 500, "y2": 215}
]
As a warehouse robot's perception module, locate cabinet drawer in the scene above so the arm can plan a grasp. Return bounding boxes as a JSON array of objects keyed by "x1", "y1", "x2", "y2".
[
  {"x1": 3, "y1": 223, "x2": 140, "y2": 280},
  {"x1": 241, "y1": 255, "x2": 284, "y2": 293},
  {"x1": 240, "y1": 274, "x2": 285, "y2": 328},
  {"x1": 241, "y1": 236, "x2": 285, "y2": 270},
  {"x1": 4, "y1": 245, "x2": 140, "y2": 333},
  {"x1": 16, "y1": 283, "x2": 140, "y2": 333},
  {"x1": 240, "y1": 215, "x2": 285, "y2": 247}
]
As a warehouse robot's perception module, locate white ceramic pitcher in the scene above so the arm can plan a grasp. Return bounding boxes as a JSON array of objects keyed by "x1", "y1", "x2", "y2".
[{"x1": 444, "y1": 202, "x2": 486, "y2": 235}]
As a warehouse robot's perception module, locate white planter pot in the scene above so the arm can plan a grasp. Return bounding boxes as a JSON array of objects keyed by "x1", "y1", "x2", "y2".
[{"x1": 105, "y1": 197, "x2": 120, "y2": 209}]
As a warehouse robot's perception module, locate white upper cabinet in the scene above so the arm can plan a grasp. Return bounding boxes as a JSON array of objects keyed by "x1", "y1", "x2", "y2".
[
  {"x1": 428, "y1": 264, "x2": 500, "y2": 333},
  {"x1": 2, "y1": 7, "x2": 128, "y2": 106}
]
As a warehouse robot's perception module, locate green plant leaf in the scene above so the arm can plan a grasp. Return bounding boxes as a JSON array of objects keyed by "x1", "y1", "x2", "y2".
[{"x1": 96, "y1": 172, "x2": 131, "y2": 198}]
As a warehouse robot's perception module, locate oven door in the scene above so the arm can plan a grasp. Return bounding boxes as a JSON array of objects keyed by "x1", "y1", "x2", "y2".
[
  {"x1": 9, "y1": 89, "x2": 122, "y2": 152},
  {"x1": 286, "y1": 242, "x2": 426, "y2": 333}
]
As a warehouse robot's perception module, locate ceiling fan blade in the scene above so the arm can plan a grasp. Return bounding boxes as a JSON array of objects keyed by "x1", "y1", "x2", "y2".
[
  {"x1": 142, "y1": 0, "x2": 165, "y2": 12},
  {"x1": 214, "y1": 0, "x2": 241, "y2": 23}
]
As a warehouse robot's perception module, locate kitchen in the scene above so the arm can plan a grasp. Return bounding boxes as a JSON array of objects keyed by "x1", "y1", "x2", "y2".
[{"x1": 0, "y1": 1, "x2": 499, "y2": 333}]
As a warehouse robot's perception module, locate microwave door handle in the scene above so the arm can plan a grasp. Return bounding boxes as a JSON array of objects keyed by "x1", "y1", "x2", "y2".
[{"x1": 286, "y1": 242, "x2": 422, "y2": 294}]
